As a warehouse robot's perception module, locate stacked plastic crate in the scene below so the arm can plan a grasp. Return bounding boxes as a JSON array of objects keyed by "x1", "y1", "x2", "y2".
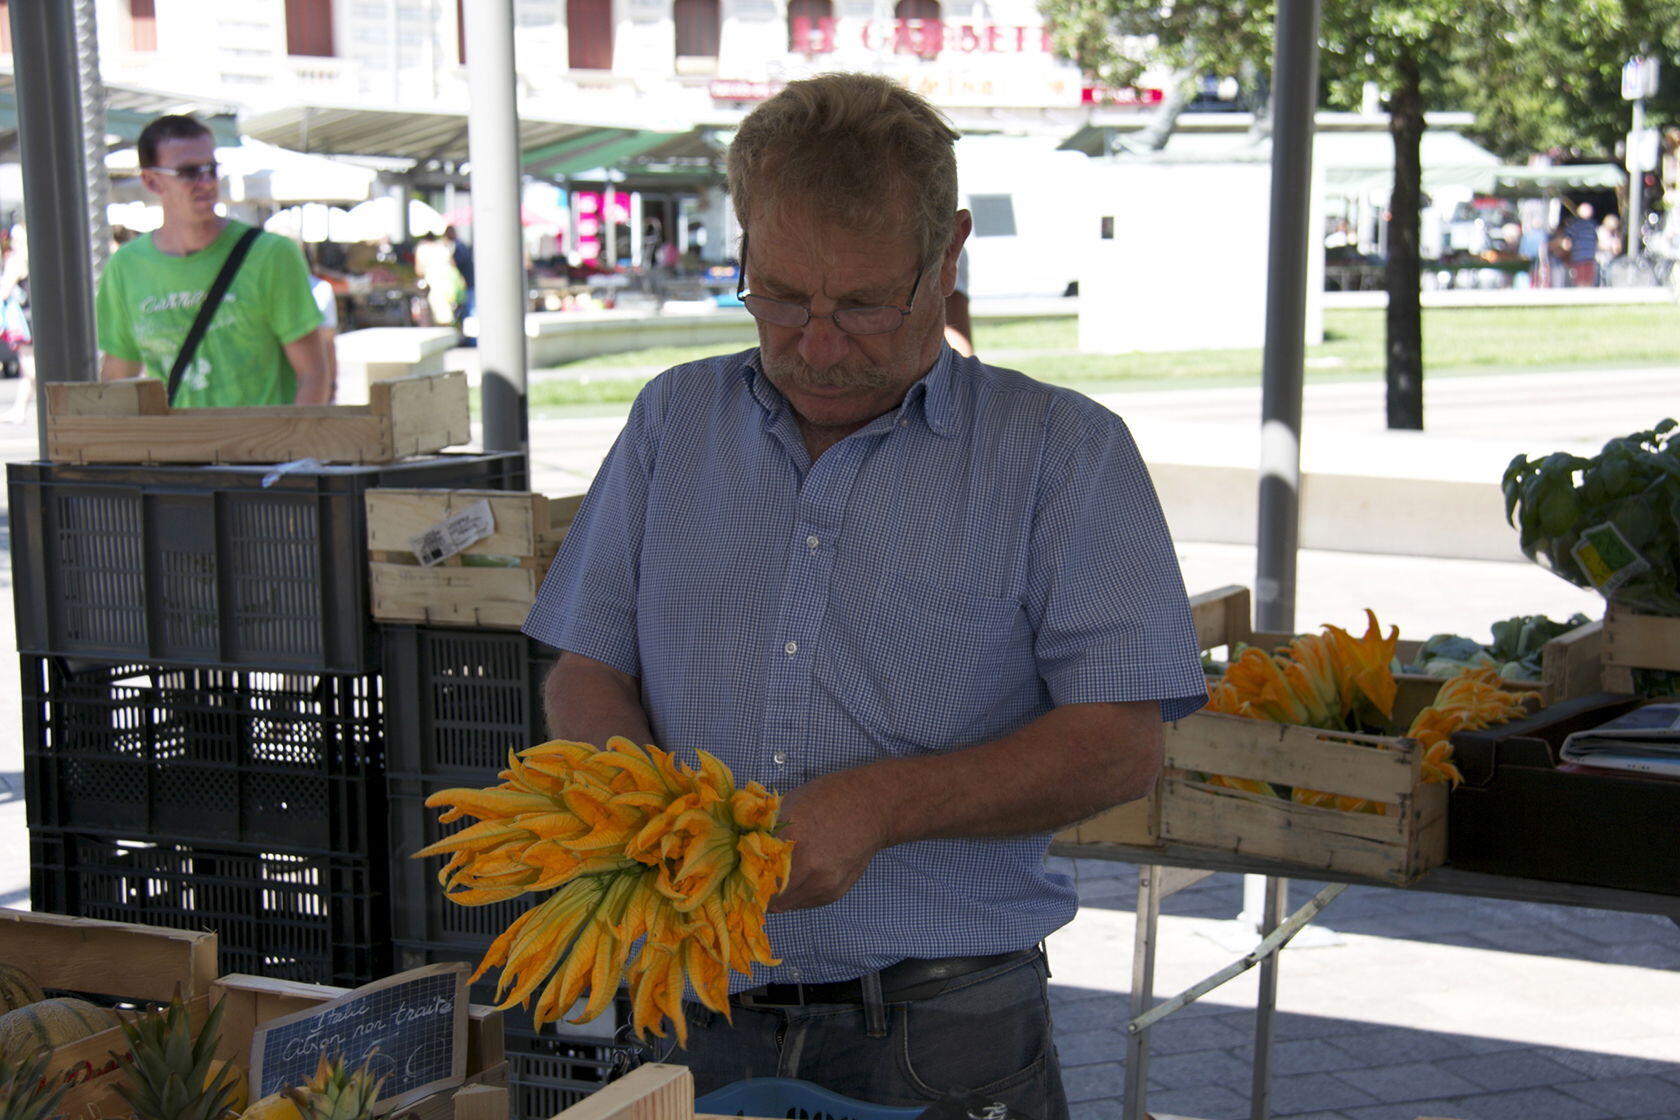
[
  {"x1": 9, "y1": 453, "x2": 524, "y2": 987},
  {"x1": 382, "y1": 621, "x2": 629, "y2": 1118}
]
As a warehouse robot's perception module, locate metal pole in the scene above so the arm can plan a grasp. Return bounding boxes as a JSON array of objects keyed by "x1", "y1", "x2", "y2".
[
  {"x1": 465, "y1": 0, "x2": 529, "y2": 456},
  {"x1": 9, "y1": 0, "x2": 102, "y2": 450},
  {"x1": 1253, "y1": 0, "x2": 1322, "y2": 634},
  {"x1": 1628, "y1": 95, "x2": 1646, "y2": 255},
  {"x1": 75, "y1": 0, "x2": 112, "y2": 282}
]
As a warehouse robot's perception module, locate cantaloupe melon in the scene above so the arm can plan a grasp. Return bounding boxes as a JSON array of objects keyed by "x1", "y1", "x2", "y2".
[
  {"x1": 0, "y1": 963, "x2": 45, "y2": 1013},
  {"x1": 0, "y1": 997, "x2": 118, "y2": 1063}
]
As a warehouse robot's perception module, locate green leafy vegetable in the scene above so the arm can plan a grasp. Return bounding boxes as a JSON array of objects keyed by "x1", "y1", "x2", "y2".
[{"x1": 1502, "y1": 419, "x2": 1680, "y2": 616}]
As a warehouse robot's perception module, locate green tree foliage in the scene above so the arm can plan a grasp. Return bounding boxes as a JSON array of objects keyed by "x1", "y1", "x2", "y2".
[
  {"x1": 1454, "y1": 3, "x2": 1680, "y2": 160},
  {"x1": 1038, "y1": 0, "x2": 1679, "y2": 429}
]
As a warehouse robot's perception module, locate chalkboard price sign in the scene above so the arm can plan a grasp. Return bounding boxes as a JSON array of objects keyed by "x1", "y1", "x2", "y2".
[{"x1": 250, "y1": 963, "x2": 469, "y2": 1112}]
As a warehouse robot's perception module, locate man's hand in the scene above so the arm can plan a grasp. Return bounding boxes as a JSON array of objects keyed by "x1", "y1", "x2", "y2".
[
  {"x1": 100, "y1": 355, "x2": 143, "y2": 382},
  {"x1": 764, "y1": 701, "x2": 1161, "y2": 913},
  {"x1": 769, "y1": 769, "x2": 892, "y2": 913}
]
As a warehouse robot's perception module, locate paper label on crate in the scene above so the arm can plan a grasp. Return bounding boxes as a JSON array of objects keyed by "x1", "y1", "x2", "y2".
[
  {"x1": 1571, "y1": 521, "x2": 1652, "y2": 597},
  {"x1": 410, "y1": 499, "x2": 495, "y2": 566},
  {"x1": 249, "y1": 963, "x2": 468, "y2": 1112}
]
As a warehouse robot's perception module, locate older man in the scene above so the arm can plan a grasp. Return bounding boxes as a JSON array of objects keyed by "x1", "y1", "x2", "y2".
[{"x1": 524, "y1": 73, "x2": 1206, "y2": 1117}]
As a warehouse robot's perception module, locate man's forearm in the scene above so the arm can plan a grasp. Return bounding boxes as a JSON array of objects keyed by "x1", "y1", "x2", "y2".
[
  {"x1": 769, "y1": 699, "x2": 1163, "y2": 912},
  {"x1": 284, "y1": 331, "x2": 331, "y2": 404},
  {"x1": 824, "y1": 701, "x2": 1159, "y2": 843},
  {"x1": 541, "y1": 650, "x2": 654, "y2": 747}
]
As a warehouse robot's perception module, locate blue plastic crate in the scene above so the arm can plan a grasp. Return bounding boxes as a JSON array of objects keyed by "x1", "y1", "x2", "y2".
[{"x1": 696, "y1": 1078, "x2": 924, "y2": 1120}]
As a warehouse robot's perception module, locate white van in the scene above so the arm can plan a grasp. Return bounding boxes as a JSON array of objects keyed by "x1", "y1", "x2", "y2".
[{"x1": 955, "y1": 135, "x2": 1089, "y2": 299}]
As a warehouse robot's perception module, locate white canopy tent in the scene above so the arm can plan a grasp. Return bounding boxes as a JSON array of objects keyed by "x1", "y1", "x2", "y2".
[{"x1": 106, "y1": 139, "x2": 378, "y2": 207}]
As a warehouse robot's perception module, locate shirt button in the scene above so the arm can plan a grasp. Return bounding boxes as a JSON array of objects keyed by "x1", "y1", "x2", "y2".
[
  {"x1": 772, "y1": 750, "x2": 787, "y2": 765},
  {"x1": 899, "y1": 418, "x2": 908, "y2": 427},
  {"x1": 806, "y1": 534, "x2": 820, "y2": 550},
  {"x1": 788, "y1": 967, "x2": 802, "y2": 981},
  {"x1": 784, "y1": 640, "x2": 798, "y2": 656}
]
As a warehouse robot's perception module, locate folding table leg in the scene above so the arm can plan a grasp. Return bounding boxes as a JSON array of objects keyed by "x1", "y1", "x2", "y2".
[
  {"x1": 1123, "y1": 865, "x2": 1163, "y2": 1120},
  {"x1": 1250, "y1": 876, "x2": 1289, "y2": 1120}
]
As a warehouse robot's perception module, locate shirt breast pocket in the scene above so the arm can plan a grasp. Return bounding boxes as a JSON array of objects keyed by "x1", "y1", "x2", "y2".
[{"x1": 867, "y1": 572, "x2": 1034, "y2": 749}]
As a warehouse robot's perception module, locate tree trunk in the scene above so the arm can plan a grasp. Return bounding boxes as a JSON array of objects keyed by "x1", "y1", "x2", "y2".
[{"x1": 1385, "y1": 52, "x2": 1425, "y2": 431}]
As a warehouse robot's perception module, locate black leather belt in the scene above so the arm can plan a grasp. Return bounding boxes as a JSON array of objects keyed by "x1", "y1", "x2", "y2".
[{"x1": 733, "y1": 947, "x2": 1039, "y2": 1007}]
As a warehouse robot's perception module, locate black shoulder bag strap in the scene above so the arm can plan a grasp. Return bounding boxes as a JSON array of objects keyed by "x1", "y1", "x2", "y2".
[{"x1": 166, "y1": 226, "x2": 263, "y2": 405}]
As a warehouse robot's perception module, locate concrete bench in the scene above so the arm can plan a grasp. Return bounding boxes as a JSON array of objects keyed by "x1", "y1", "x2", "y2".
[
  {"x1": 525, "y1": 307, "x2": 759, "y2": 368},
  {"x1": 334, "y1": 326, "x2": 460, "y2": 404}
]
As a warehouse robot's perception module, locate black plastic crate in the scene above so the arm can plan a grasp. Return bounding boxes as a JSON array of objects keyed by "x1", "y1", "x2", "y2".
[
  {"x1": 31, "y1": 829, "x2": 391, "y2": 987},
  {"x1": 1449, "y1": 692, "x2": 1677, "y2": 895},
  {"x1": 390, "y1": 776, "x2": 527, "y2": 951},
  {"x1": 383, "y1": 625, "x2": 556, "y2": 781},
  {"x1": 22, "y1": 656, "x2": 386, "y2": 854},
  {"x1": 8, "y1": 454, "x2": 526, "y2": 673},
  {"x1": 505, "y1": 1025, "x2": 627, "y2": 1120}
]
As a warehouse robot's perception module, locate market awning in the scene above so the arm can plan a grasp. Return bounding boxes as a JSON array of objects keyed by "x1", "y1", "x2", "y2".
[
  {"x1": 242, "y1": 104, "x2": 659, "y2": 166},
  {"x1": 0, "y1": 69, "x2": 240, "y2": 151},
  {"x1": 1485, "y1": 163, "x2": 1625, "y2": 193}
]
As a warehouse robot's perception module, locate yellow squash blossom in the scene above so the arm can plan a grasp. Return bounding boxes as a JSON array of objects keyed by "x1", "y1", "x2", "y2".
[{"x1": 416, "y1": 736, "x2": 793, "y2": 1043}]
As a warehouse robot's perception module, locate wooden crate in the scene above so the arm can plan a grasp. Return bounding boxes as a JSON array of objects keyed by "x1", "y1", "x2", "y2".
[
  {"x1": 0, "y1": 908, "x2": 217, "y2": 1119},
  {"x1": 45, "y1": 371, "x2": 469, "y2": 464},
  {"x1": 1058, "y1": 585, "x2": 1451, "y2": 884},
  {"x1": 48, "y1": 970, "x2": 508, "y2": 1120},
  {"x1": 1601, "y1": 603, "x2": 1680, "y2": 692},
  {"x1": 1541, "y1": 616, "x2": 1605, "y2": 705},
  {"x1": 367, "y1": 489, "x2": 583, "y2": 629}
]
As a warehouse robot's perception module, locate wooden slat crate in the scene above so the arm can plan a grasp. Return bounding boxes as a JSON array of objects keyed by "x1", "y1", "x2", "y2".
[
  {"x1": 1058, "y1": 585, "x2": 1453, "y2": 885},
  {"x1": 1601, "y1": 603, "x2": 1680, "y2": 693},
  {"x1": 1541, "y1": 616, "x2": 1605, "y2": 705},
  {"x1": 44, "y1": 969, "x2": 508, "y2": 1120},
  {"x1": 1, "y1": 908, "x2": 218, "y2": 1120},
  {"x1": 367, "y1": 488, "x2": 583, "y2": 629},
  {"x1": 46, "y1": 371, "x2": 469, "y2": 464}
]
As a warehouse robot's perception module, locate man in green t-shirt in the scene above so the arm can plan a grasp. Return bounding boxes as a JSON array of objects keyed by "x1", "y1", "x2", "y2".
[{"x1": 97, "y1": 115, "x2": 329, "y2": 406}]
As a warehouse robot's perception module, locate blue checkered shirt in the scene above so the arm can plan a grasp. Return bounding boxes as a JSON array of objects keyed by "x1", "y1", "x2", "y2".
[{"x1": 524, "y1": 344, "x2": 1207, "y2": 988}]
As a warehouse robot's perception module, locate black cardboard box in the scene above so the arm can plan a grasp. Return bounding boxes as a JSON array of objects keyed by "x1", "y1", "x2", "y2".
[{"x1": 1448, "y1": 692, "x2": 1679, "y2": 896}]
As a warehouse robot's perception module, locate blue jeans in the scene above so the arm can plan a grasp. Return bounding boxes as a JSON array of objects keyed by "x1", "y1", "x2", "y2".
[{"x1": 673, "y1": 950, "x2": 1070, "y2": 1120}]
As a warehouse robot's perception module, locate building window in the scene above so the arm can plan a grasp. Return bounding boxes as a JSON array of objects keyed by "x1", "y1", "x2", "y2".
[
  {"x1": 787, "y1": 0, "x2": 833, "y2": 54},
  {"x1": 568, "y1": 0, "x2": 613, "y2": 70},
  {"x1": 674, "y1": 0, "x2": 719, "y2": 64},
  {"x1": 893, "y1": 0, "x2": 939, "y2": 57},
  {"x1": 130, "y1": 0, "x2": 159, "y2": 51},
  {"x1": 285, "y1": 0, "x2": 334, "y2": 57}
]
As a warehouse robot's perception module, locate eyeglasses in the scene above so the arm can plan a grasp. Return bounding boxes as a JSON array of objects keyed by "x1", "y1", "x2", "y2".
[
  {"x1": 148, "y1": 162, "x2": 220, "y2": 183},
  {"x1": 736, "y1": 231, "x2": 925, "y2": 335}
]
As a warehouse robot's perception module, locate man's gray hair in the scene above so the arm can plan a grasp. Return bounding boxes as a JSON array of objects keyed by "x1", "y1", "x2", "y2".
[{"x1": 726, "y1": 72, "x2": 960, "y2": 266}]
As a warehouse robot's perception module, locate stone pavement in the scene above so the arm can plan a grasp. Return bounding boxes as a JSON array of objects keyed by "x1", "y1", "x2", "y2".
[{"x1": 1, "y1": 367, "x2": 1677, "y2": 1120}]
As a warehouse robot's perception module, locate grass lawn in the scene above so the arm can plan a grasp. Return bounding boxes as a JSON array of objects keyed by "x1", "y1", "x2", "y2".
[{"x1": 524, "y1": 303, "x2": 1680, "y2": 414}]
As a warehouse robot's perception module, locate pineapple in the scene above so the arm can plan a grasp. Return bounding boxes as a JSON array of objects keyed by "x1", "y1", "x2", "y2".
[
  {"x1": 1, "y1": 1049, "x2": 70, "y2": 1120},
  {"x1": 281, "y1": 1053, "x2": 387, "y2": 1120},
  {"x1": 115, "y1": 992, "x2": 244, "y2": 1120}
]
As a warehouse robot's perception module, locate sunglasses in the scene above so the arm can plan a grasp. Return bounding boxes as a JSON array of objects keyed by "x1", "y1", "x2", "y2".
[{"x1": 149, "y1": 162, "x2": 220, "y2": 183}]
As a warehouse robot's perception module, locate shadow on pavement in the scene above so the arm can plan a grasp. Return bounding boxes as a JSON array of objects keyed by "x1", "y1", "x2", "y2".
[
  {"x1": 1052, "y1": 858, "x2": 1680, "y2": 971},
  {"x1": 1048, "y1": 982, "x2": 1680, "y2": 1120},
  {"x1": 0, "y1": 771, "x2": 19, "y2": 802}
]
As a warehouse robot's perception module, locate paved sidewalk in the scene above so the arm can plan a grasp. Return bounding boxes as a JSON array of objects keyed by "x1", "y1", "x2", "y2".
[{"x1": 1, "y1": 368, "x2": 1676, "y2": 1120}]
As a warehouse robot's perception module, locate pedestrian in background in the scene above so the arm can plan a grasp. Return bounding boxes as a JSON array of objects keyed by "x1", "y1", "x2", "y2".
[
  {"x1": 1563, "y1": 202, "x2": 1600, "y2": 287},
  {"x1": 97, "y1": 114, "x2": 328, "y2": 405}
]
